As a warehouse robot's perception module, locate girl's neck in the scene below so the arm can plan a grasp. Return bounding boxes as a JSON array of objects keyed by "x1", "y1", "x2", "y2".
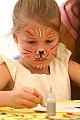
[{"x1": 18, "y1": 58, "x2": 50, "y2": 75}]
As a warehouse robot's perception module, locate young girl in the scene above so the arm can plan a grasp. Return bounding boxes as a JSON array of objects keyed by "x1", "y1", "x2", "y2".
[{"x1": 0, "y1": 0, "x2": 80, "y2": 109}]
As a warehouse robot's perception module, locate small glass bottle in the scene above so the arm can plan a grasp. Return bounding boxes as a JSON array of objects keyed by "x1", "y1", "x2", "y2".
[{"x1": 47, "y1": 86, "x2": 56, "y2": 116}]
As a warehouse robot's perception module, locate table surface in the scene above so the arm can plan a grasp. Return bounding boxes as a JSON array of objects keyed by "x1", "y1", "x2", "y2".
[{"x1": 0, "y1": 100, "x2": 80, "y2": 120}]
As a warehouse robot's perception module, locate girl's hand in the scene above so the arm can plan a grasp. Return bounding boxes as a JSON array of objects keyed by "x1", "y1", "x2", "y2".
[{"x1": 6, "y1": 87, "x2": 43, "y2": 109}]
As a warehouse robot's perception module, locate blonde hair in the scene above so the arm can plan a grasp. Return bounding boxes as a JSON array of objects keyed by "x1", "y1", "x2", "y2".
[{"x1": 12, "y1": 0, "x2": 61, "y2": 33}]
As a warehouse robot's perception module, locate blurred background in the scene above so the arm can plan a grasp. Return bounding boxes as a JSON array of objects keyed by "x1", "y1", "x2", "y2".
[{"x1": 0, "y1": 0, "x2": 65, "y2": 59}]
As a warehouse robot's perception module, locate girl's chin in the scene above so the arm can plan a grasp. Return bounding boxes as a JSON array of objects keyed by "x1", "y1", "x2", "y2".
[{"x1": 33, "y1": 64, "x2": 48, "y2": 69}]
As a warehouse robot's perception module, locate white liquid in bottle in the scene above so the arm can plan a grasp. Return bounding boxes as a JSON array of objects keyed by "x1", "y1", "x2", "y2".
[{"x1": 47, "y1": 86, "x2": 56, "y2": 116}]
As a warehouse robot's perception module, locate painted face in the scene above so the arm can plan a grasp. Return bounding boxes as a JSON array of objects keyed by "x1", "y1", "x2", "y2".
[{"x1": 17, "y1": 22, "x2": 59, "y2": 69}]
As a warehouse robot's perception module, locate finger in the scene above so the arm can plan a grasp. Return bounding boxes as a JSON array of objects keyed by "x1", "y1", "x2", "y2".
[
  {"x1": 15, "y1": 98, "x2": 38, "y2": 109},
  {"x1": 21, "y1": 91, "x2": 41, "y2": 104},
  {"x1": 23, "y1": 87, "x2": 43, "y2": 100},
  {"x1": 21, "y1": 99, "x2": 38, "y2": 108}
]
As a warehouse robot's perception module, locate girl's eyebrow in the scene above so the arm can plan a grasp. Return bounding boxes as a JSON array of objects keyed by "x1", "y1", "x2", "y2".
[
  {"x1": 25, "y1": 30, "x2": 34, "y2": 37},
  {"x1": 46, "y1": 30, "x2": 54, "y2": 37}
]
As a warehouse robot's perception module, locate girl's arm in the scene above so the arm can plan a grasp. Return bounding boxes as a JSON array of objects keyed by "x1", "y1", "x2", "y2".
[
  {"x1": 0, "y1": 63, "x2": 44, "y2": 108},
  {"x1": 0, "y1": 87, "x2": 43, "y2": 108},
  {"x1": 68, "y1": 60, "x2": 80, "y2": 86},
  {"x1": 0, "y1": 63, "x2": 14, "y2": 90}
]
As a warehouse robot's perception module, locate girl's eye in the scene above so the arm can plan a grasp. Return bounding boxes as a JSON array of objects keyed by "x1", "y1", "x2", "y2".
[
  {"x1": 45, "y1": 40, "x2": 54, "y2": 43},
  {"x1": 28, "y1": 41, "x2": 37, "y2": 44}
]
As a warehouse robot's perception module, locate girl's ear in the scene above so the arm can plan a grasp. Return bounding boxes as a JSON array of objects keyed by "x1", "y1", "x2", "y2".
[
  {"x1": 13, "y1": 33, "x2": 18, "y2": 44},
  {"x1": 11, "y1": 28, "x2": 18, "y2": 44}
]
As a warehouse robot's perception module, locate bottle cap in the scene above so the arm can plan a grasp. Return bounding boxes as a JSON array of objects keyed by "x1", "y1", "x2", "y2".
[{"x1": 48, "y1": 86, "x2": 54, "y2": 99}]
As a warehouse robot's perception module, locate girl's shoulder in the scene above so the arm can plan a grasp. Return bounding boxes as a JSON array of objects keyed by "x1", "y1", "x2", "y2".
[
  {"x1": 56, "y1": 43, "x2": 72, "y2": 68},
  {"x1": 57, "y1": 43, "x2": 71, "y2": 56},
  {"x1": 0, "y1": 54, "x2": 31, "y2": 82},
  {"x1": 0, "y1": 55, "x2": 17, "y2": 82}
]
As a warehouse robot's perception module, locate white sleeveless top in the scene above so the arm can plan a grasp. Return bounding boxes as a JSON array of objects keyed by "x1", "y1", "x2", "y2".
[{"x1": 0, "y1": 43, "x2": 71, "y2": 101}]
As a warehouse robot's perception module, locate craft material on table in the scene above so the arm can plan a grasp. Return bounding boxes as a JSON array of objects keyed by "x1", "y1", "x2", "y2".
[{"x1": 0, "y1": 100, "x2": 79, "y2": 120}]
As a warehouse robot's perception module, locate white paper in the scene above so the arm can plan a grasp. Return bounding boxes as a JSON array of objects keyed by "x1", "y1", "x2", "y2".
[
  {"x1": 32, "y1": 105, "x2": 46, "y2": 112},
  {"x1": 56, "y1": 102, "x2": 80, "y2": 112},
  {"x1": 32, "y1": 102, "x2": 80, "y2": 112}
]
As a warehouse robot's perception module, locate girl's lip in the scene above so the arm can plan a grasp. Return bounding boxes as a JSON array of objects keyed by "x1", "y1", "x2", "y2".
[{"x1": 34, "y1": 59, "x2": 48, "y2": 61}]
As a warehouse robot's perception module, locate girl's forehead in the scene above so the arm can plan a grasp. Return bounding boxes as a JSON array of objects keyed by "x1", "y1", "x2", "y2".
[{"x1": 23, "y1": 22, "x2": 56, "y2": 37}]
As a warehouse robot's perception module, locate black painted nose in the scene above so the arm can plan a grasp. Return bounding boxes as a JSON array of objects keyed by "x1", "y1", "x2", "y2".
[{"x1": 39, "y1": 51, "x2": 44, "y2": 54}]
